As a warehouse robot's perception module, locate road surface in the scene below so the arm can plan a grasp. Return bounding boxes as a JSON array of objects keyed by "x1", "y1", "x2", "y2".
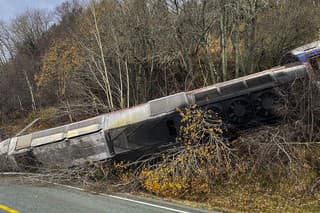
[{"x1": 0, "y1": 181, "x2": 213, "y2": 213}]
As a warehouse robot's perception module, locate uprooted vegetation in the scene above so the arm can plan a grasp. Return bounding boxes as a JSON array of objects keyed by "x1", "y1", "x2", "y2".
[
  {"x1": 1, "y1": 80, "x2": 320, "y2": 212},
  {"x1": 113, "y1": 79, "x2": 320, "y2": 211}
]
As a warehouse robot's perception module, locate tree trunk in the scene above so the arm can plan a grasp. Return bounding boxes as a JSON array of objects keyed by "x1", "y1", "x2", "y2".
[
  {"x1": 220, "y1": 11, "x2": 228, "y2": 81},
  {"x1": 23, "y1": 70, "x2": 36, "y2": 111},
  {"x1": 234, "y1": 1, "x2": 240, "y2": 78},
  {"x1": 249, "y1": 17, "x2": 257, "y2": 74},
  {"x1": 90, "y1": 3, "x2": 114, "y2": 110},
  {"x1": 125, "y1": 59, "x2": 130, "y2": 107},
  {"x1": 117, "y1": 56, "x2": 124, "y2": 109}
]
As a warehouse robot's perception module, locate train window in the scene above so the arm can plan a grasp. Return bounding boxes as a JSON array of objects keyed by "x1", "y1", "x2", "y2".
[{"x1": 309, "y1": 56, "x2": 320, "y2": 71}]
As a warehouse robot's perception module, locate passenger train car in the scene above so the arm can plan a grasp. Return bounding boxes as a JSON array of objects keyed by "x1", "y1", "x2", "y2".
[{"x1": 1, "y1": 41, "x2": 320, "y2": 169}]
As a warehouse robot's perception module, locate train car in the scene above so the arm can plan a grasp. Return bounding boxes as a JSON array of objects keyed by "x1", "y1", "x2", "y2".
[
  {"x1": 280, "y1": 41, "x2": 320, "y2": 69},
  {"x1": 0, "y1": 41, "x2": 319, "y2": 169}
]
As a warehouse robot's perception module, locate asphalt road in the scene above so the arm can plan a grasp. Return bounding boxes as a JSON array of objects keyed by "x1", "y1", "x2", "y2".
[{"x1": 0, "y1": 182, "x2": 213, "y2": 213}]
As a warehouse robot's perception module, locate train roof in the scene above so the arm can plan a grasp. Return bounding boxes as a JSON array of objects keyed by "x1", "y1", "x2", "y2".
[
  {"x1": 291, "y1": 41, "x2": 320, "y2": 55},
  {"x1": 290, "y1": 41, "x2": 320, "y2": 62}
]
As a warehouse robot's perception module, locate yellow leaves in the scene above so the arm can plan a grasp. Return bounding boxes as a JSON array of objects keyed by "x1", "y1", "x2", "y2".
[
  {"x1": 113, "y1": 161, "x2": 135, "y2": 184},
  {"x1": 176, "y1": 105, "x2": 223, "y2": 146},
  {"x1": 36, "y1": 36, "x2": 83, "y2": 98},
  {"x1": 139, "y1": 140, "x2": 236, "y2": 199},
  {"x1": 135, "y1": 106, "x2": 240, "y2": 200},
  {"x1": 140, "y1": 168, "x2": 189, "y2": 197}
]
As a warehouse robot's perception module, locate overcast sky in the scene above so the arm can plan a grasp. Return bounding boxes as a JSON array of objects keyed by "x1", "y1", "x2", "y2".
[{"x1": 0, "y1": 0, "x2": 66, "y2": 23}]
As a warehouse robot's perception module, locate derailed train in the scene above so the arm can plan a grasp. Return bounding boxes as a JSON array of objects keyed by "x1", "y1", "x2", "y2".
[{"x1": 1, "y1": 41, "x2": 320, "y2": 169}]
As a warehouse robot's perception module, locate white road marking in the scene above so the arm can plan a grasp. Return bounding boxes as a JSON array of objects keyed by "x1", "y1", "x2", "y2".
[
  {"x1": 0, "y1": 173, "x2": 191, "y2": 213},
  {"x1": 107, "y1": 195, "x2": 190, "y2": 213}
]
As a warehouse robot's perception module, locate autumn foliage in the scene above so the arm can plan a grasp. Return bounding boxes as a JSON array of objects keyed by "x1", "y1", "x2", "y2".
[
  {"x1": 37, "y1": 37, "x2": 83, "y2": 101},
  {"x1": 139, "y1": 106, "x2": 245, "y2": 199}
]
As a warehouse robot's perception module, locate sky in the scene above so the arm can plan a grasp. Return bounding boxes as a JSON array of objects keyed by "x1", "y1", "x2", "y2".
[{"x1": 0, "y1": 0, "x2": 66, "y2": 23}]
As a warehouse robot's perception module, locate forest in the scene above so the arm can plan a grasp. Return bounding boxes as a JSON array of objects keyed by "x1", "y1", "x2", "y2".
[{"x1": 1, "y1": 0, "x2": 320, "y2": 128}]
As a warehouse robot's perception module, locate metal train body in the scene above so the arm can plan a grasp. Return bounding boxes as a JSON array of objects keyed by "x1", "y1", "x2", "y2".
[{"x1": 1, "y1": 41, "x2": 320, "y2": 169}]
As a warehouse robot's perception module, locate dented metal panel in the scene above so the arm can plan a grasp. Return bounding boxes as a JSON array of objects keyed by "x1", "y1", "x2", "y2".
[
  {"x1": 66, "y1": 124, "x2": 100, "y2": 138},
  {"x1": 15, "y1": 134, "x2": 32, "y2": 150},
  {"x1": 104, "y1": 104, "x2": 151, "y2": 130},
  {"x1": 68, "y1": 116, "x2": 103, "y2": 130},
  {"x1": 7, "y1": 137, "x2": 17, "y2": 155},
  {"x1": 31, "y1": 126, "x2": 66, "y2": 147},
  {"x1": 32, "y1": 131, "x2": 111, "y2": 167},
  {"x1": 272, "y1": 65, "x2": 308, "y2": 84},
  {"x1": 149, "y1": 93, "x2": 192, "y2": 116},
  {"x1": 31, "y1": 133, "x2": 65, "y2": 147},
  {"x1": 0, "y1": 139, "x2": 10, "y2": 155},
  {"x1": 32, "y1": 126, "x2": 66, "y2": 138},
  {"x1": 109, "y1": 113, "x2": 178, "y2": 155},
  {"x1": 66, "y1": 116, "x2": 103, "y2": 138}
]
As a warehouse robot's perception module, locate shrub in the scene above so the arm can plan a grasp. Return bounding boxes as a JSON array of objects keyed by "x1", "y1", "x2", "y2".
[{"x1": 139, "y1": 105, "x2": 245, "y2": 199}]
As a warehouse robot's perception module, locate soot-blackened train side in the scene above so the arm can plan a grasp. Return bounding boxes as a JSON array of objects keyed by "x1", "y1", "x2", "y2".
[{"x1": 1, "y1": 41, "x2": 320, "y2": 168}]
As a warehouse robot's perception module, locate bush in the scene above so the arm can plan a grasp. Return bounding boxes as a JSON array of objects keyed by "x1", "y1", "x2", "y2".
[{"x1": 139, "y1": 105, "x2": 245, "y2": 199}]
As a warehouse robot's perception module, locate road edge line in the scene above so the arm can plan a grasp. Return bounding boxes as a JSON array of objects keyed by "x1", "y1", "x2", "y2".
[
  {"x1": 106, "y1": 194, "x2": 189, "y2": 213},
  {"x1": 21, "y1": 177, "x2": 191, "y2": 213}
]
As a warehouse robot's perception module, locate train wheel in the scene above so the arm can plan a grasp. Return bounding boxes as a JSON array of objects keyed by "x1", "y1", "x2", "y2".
[
  {"x1": 227, "y1": 99, "x2": 253, "y2": 124},
  {"x1": 254, "y1": 91, "x2": 281, "y2": 118}
]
